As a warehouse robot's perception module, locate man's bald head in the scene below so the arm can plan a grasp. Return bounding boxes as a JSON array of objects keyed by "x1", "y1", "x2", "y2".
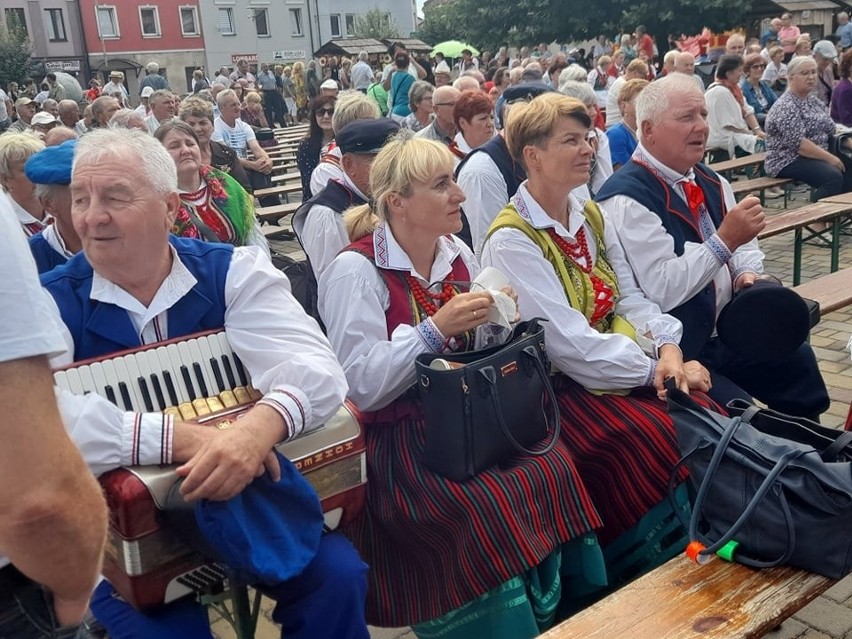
[{"x1": 674, "y1": 52, "x2": 696, "y2": 75}]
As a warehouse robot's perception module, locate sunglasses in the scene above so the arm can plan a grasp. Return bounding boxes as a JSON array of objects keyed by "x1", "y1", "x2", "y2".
[{"x1": 316, "y1": 108, "x2": 335, "y2": 116}]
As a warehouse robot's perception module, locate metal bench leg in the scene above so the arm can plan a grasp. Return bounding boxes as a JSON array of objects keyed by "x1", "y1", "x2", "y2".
[
  {"x1": 831, "y1": 218, "x2": 841, "y2": 273},
  {"x1": 231, "y1": 585, "x2": 261, "y2": 639},
  {"x1": 793, "y1": 228, "x2": 803, "y2": 285}
]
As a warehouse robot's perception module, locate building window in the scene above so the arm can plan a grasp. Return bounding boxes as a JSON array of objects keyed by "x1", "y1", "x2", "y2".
[
  {"x1": 254, "y1": 8, "x2": 269, "y2": 37},
  {"x1": 139, "y1": 6, "x2": 161, "y2": 37},
  {"x1": 4, "y1": 8, "x2": 27, "y2": 36},
  {"x1": 218, "y1": 7, "x2": 235, "y2": 35},
  {"x1": 330, "y1": 14, "x2": 341, "y2": 38},
  {"x1": 179, "y1": 6, "x2": 199, "y2": 36},
  {"x1": 345, "y1": 14, "x2": 355, "y2": 36},
  {"x1": 44, "y1": 8, "x2": 67, "y2": 42},
  {"x1": 289, "y1": 8, "x2": 303, "y2": 36},
  {"x1": 95, "y1": 6, "x2": 119, "y2": 39}
]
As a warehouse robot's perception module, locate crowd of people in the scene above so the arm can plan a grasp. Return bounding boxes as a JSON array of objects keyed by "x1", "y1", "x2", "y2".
[{"x1": 0, "y1": 18, "x2": 845, "y2": 639}]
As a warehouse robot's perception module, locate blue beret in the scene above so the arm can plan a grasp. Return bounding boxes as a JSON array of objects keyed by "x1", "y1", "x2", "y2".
[
  {"x1": 337, "y1": 119, "x2": 400, "y2": 155},
  {"x1": 24, "y1": 139, "x2": 76, "y2": 186}
]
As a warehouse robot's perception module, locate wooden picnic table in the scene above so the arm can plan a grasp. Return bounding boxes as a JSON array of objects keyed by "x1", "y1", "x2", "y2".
[{"x1": 819, "y1": 192, "x2": 852, "y2": 206}]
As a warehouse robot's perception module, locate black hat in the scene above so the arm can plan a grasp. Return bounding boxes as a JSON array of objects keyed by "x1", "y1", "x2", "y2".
[
  {"x1": 336, "y1": 119, "x2": 400, "y2": 155},
  {"x1": 716, "y1": 278, "x2": 812, "y2": 362},
  {"x1": 501, "y1": 82, "x2": 553, "y2": 104}
]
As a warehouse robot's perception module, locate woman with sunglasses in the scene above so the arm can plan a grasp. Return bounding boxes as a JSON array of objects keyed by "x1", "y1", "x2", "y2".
[
  {"x1": 319, "y1": 135, "x2": 604, "y2": 638},
  {"x1": 740, "y1": 53, "x2": 777, "y2": 127},
  {"x1": 297, "y1": 95, "x2": 336, "y2": 201}
]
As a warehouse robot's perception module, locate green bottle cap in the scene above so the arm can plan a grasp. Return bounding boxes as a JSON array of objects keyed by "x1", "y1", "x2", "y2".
[{"x1": 717, "y1": 540, "x2": 739, "y2": 562}]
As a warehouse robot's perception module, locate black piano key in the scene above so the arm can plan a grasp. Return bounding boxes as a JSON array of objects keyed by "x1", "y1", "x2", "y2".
[
  {"x1": 180, "y1": 365, "x2": 197, "y2": 401},
  {"x1": 137, "y1": 377, "x2": 154, "y2": 412},
  {"x1": 150, "y1": 375, "x2": 166, "y2": 411},
  {"x1": 105, "y1": 385, "x2": 117, "y2": 406},
  {"x1": 209, "y1": 358, "x2": 226, "y2": 393},
  {"x1": 233, "y1": 355, "x2": 249, "y2": 387},
  {"x1": 192, "y1": 363, "x2": 209, "y2": 397},
  {"x1": 221, "y1": 355, "x2": 238, "y2": 389},
  {"x1": 163, "y1": 371, "x2": 179, "y2": 407},
  {"x1": 118, "y1": 382, "x2": 133, "y2": 411}
]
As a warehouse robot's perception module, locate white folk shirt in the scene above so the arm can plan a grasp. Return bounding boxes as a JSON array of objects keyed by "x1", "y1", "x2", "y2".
[
  {"x1": 319, "y1": 222, "x2": 502, "y2": 412},
  {"x1": 41, "y1": 224, "x2": 75, "y2": 260},
  {"x1": 297, "y1": 174, "x2": 366, "y2": 280},
  {"x1": 481, "y1": 184, "x2": 683, "y2": 391},
  {"x1": 46, "y1": 244, "x2": 348, "y2": 477},
  {"x1": 9, "y1": 195, "x2": 48, "y2": 237},
  {"x1": 310, "y1": 145, "x2": 344, "y2": 197},
  {"x1": 0, "y1": 192, "x2": 68, "y2": 570},
  {"x1": 597, "y1": 143, "x2": 764, "y2": 319}
]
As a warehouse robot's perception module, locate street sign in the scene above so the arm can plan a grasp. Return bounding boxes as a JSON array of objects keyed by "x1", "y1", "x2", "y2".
[
  {"x1": 231, "y1": 53, "x2": 258, "y2": 63},
  {"x1": 273, "y1": 50, "x2": 307, "y2": 60}
]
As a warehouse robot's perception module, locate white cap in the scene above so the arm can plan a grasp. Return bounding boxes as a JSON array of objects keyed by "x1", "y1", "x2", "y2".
[
  {"x1": 140, "y1": 86, "x2": 155, "y2": 98},
  {"x1": 31, "y1": 111, "x2": 58, "y2": 126},
  {"x1": 434, "y1": 61, "x2": 451, "y2": 75},
  {"x1": 320, "y1": 79, "x2": 339, "y2": 90}
]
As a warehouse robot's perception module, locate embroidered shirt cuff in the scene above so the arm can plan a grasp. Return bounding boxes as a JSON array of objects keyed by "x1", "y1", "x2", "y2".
[
  {"x1": 643, "y1": 358, "x2": 657, "y2": 387},
  {"x1": 731, "y1": 267, "x2": 758, "y2": 284},
  {"x1": 121, "y1": 412, "x2": 174, "y2": 467},
  {"x1": 706, "y1": 233, "x2": 733, "y2": 265},
  {"x1": 261, "y1": 389, "x2": 310, "y2": 440},
  {"x1": 654, "y1": 335, "x2": 682, "y2": 357},
  {"x1": 416, "y1": 317, "x2": 446, "y2": 353}
]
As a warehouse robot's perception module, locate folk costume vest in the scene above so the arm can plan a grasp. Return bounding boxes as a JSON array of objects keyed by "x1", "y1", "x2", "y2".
[
  {"x1": 292, "y1": 179, "x2": 366, "y2": 244},
  {"x1": 596, "y1": 160, "x2": 727, "y2": 359},
  {"x1": 28, "y1": 232, "x2": 68, "y2": 274},
  {"x1": 41, "y1": 236, "x2": 232, "y2": 360}
]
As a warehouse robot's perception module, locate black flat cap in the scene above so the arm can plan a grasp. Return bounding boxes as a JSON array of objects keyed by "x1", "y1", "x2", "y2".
[{"x1": 337, "y1": 119, "x2": 400, "y2": 155}]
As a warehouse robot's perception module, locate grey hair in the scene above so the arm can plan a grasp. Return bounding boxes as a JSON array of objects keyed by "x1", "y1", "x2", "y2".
[
  {"x1": 109, "y1": 109, "x2": 147, "y2": 130},
  {"x1": 35, "y1": 182, "x2": 65, "y2": 202},
  {"x1": 73, "y1": 128, "x2": 177, "y2": 194},
  {"x1": 216, "y1": 88, "x2": 237, "y2": 108},
  {"x1": 787, "y1": 55, "x2": 817, "y2": 77},
  {"x1": 559, "y1": 64, "x2": 589, "y2": 85},
  {"x1": 635, "y1": 74, "x2": 701, "y2": 139},
  {"x1": 358, "y1": 51, "x2": 368, "y2": 61},
  {"x1": 558, "y1": 80, "x2": 596, "y2": 106},
  {"x1": 332, "y1": 90, "x2": 379, "y2": 134},
  {"x1": 149, "y1": 89, "x2": 172, "y2": 105},
  {"x1": 408, "y1": 80, "x2": 434, "y2": 111}
]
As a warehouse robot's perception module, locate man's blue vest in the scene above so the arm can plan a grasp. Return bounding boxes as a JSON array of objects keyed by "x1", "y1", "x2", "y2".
[
  {"x1": 596, "y1": 160, "x2": 728, "y2": 359},
  {"x1": 41, "y1": 236, "x2": 233, "y2": 360},
  {"x1": 28, "y1": 232, "x2": 68, "y2": 274}
]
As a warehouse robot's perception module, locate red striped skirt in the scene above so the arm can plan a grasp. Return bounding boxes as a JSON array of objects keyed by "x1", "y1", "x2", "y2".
[
  {"x1": 553, "y1": 376, "x2": 718, "y2": 545},
  {"x1": 342, "y1": 403, "x2": 601, "y2": 627}
]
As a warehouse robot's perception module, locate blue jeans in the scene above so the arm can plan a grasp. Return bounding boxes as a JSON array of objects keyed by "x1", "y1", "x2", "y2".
[
  {"x1": 777, "y1": 156, "x2": 852, "y2": 201},
  {"x1": 0, "y1": 567, "x2": 82, "y2": 639},
  {"x1": 90, "y1": 532, "x2": 369, "y2": 639}
]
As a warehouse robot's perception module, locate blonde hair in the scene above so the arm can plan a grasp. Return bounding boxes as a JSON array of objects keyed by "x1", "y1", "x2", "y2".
[
  {"x1": 345, "y1": 136, "x2": 455, "y2": 241},
  {"x1": 331, "y1": 91, "x2": 379, "y2": 134},
  {"x1": 0, "y1": 132, "x2": 44, "y2": 180},
  {"x1": 504, "y1": 93, "x2": 590, "y2": 170},
  {"x1": 244, "y1": 91, "x2": 263, "y2": 105},
  {"x1": 618, "y1": 78, "x2": 649, "y2": 104}
]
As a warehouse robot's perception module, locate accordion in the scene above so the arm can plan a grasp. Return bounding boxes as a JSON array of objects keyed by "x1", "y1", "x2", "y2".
[{"x1": 53, "y1": 330, "x2": 366, "y2": 610}]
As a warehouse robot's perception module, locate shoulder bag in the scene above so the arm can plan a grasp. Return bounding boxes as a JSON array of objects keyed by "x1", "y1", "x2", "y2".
[{"x1": 415, "y1": 318, "x2": 560, "y2": 482}]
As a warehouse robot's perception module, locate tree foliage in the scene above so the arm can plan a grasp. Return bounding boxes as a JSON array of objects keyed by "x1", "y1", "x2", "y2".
[
  {"x1": 419, "y1": 0, "x2": 754, "y2": 52},
  {"x1": 351, "y1": 8, "x2": 401, "y2": 40},
  {"x1": 0, "y1": 15, "x2": 38, "y2": 89}
]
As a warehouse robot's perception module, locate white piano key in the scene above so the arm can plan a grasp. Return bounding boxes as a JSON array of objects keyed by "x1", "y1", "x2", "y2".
[
  {"x1": 89, "y1": 362, "x2": 110, "y2": 402},
  {"x1": 136, "y1": 350, "x2": 165, "y2": 411},
  {"x1": 121, "y1": 355, "x2": 147, "y2": 412},
  {"x1": 99, "y1": 359, "x2": 122, "y2": 406},
  {"x1": 177, "y1": 341, "x2": 200, "y2": 399},
  {"x1": 64, "y1": 367, "x2": 86, "y2": 396},
  {"x1": 155, "y1": 346, "x2": 184, "y2": 406},
  {"x1": 76, "y1": 366, "x2": 98, "y2": 395},
  {"x1": 186, "y1": 339, "x2": 215, "y2": 398},
  {"x1": 53, "y1": 370, "x2": 69, "y2": 392},
  {"x1": 196, "y1": 336, "x2": 222, "y2": 394},
  {"x1": 215, "y1": 332, "x2": 239, "y2": 389},
  {"x1": 165, "y1": 344, "x2": 192, "y2": 401}
]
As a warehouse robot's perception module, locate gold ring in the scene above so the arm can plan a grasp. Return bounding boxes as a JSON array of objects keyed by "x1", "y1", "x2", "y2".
[{"x1": 473, "y1": 309, "x2": 478, "y2": 319}]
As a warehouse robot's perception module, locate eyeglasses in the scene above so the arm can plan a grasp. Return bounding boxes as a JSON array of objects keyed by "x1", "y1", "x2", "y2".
[
  {"x1": 749, "y1": 64, "x2": 766, "y2": 69},
  {"x1": 433, "y1": 101, "x2": 456, "y2": 107},
  {"x1": 316, "y1": 108, "x2": 335, "y2": 116}
]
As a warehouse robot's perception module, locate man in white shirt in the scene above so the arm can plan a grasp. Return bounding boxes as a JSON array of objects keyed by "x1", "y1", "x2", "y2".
[
  {"x1": 596, "y1": 74, "x2": 829, "y2": 419},
  {"x1": 0, "y1": 190, "x2": 107, "y2": 638},
  {"x1": 350, "y1": 51, "x2": 374, "y2": 92},
  {"x1": 9, "y1": 97, "x2": 36, "y2": 133},
  {"x1": 144, "y1": 90, "x2": 176, "y2": 134},
  {"x1": 41, "y1": 128, "x2": 369, "y2": 639},
  {"x1": 674, "y1": 52, "x2": 707, "y2": 92},
  {"x1": 295, "y1": 119, "x2": 399, "y2": 281},
  {"x1": 214, "y1": 66, "x2": 233, "y2": 88},
  {"x1": 229, "y1": 60, "x2": 256, "y2": 89},
  {"x1": 605, "y1": 59, "x2": 648, "y2": 129},
  {"x1": 0, "y1": 87, "x2": 10, "y2": 132}
]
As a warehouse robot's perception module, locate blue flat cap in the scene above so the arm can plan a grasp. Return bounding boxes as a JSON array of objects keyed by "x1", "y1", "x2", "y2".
[
  {"x1": 337, "y1": 119, "x2": 400, "y2": 155},
  {"x1": 24, "y1": 139, "x2": 76, "y2": 186}
]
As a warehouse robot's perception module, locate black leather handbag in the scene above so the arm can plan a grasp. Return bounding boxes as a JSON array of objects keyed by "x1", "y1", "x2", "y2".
[
  {"x1": 415, "y1": 318, "x2": 560, "y2": 482},
  {"x1": 666, "y1": 382, "x2": 852, "y2": 578}
]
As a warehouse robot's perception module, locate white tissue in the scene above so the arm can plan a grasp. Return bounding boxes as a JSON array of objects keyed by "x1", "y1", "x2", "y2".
[{"x1": 472, "y1": 267, "x2": 517, "y2": 329}]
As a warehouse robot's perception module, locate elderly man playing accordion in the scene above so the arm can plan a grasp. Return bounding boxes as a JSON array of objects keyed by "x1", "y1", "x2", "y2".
[{"x1": 39, "y1": 128, "x2": 369, "y2": 639}]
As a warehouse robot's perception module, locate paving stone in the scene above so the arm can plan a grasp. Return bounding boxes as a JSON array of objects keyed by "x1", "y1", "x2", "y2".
[
  {"x1": 825, "y1": 576, "x2": 852, "y2": 603},
  {"x1": 794, "y1": 597, "x2": 852, "y2": 636},
  {"x1": 766, "y1": 618, "x2": 812, "y2": 639}
]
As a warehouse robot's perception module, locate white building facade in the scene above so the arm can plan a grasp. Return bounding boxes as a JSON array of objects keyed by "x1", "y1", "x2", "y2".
[{"x1": 198, "y1": 0, "x2": 417, "y2": 72}]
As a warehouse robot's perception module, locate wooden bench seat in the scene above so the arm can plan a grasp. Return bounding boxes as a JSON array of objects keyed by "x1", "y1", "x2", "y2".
[
  {"x1": 270, "y1": 171, "x2": 301, "y2": 184},
  {"x1": 708, "y1": 152, "x2": 766, "y2": 179},
  {"x1": 256, "y1": 202, "x2": 299, "y2": 222},
  {"x1": 794, "y1": 266, "x2": 852, "y2": 315},
  {"x1": 729, "y1": 176, "x2": 792, "y2": 205},
  {"x1": 758, "y1": 201, "x2": 852, "y2": 284},
  {"x1": 254, "y1": 182, "x2": 302, "y2": 201},
  {"x1": 543, "y1": 555, "x2": 834, "y2": 639}
]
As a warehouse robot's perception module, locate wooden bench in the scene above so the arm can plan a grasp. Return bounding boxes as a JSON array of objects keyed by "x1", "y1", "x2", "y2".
[
  {"x1": 729, "y1": 176, "x2": 792, "y2": 206},
  {"x1": 758, "y1": 201, "x2": 852, "y2": 284},
  {"x1": 255, "y1": 182, "x2": 302, "y2": 202},
  {"x1": 794, "y1": 266, "x2": 852, "y2": 316},
  {"x1": 256, "y1": 201, "x2": 299, "y2": 222},
  {"x1": 708, "y1": 152, "x2": 767, "y2": 180},
  {"x1": 543, "y1": 555, "x2": 834, "y2": 639}
]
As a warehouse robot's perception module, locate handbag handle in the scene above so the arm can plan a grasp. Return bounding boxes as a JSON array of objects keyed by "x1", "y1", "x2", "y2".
[{"x1": 478, "y1": 344, "x2": 561, "y2": 457}]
